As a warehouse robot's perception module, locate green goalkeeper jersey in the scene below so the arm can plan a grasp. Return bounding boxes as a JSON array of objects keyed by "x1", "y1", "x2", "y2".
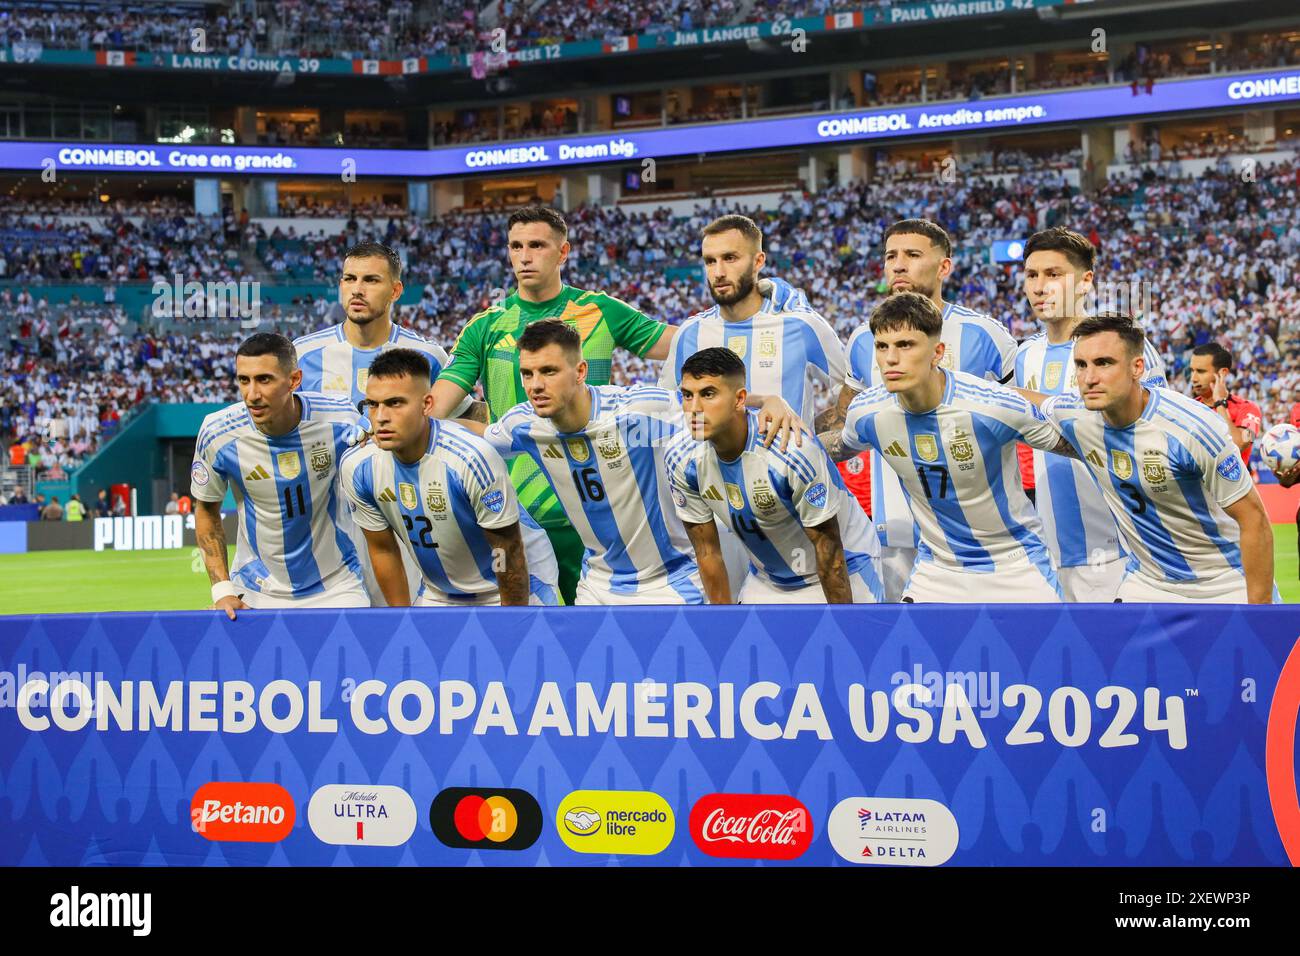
[{"x1": 438, "y1": 284, "x2": 666, "y2": 529}]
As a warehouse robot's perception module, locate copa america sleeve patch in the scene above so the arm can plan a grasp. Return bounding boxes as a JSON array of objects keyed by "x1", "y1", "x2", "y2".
[
  {"x1": 482, "y1": 490, "x2": 505, "y2": 514},
  {"x1": 804, "y1": 482, "x2": 828, "y2": 508},
  {"x1": 191, "y1": 461, "x2": 210, "y2": 486},
  {"x1": 672, "y1": 488, "x2": 687, "y2": 508},
  {"x1": 1216, "y1": 455, "x2": 1243, "y2": 482}
]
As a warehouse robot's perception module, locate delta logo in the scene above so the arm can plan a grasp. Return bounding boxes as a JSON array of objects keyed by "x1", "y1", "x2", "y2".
[
  {"x1": 307, "y1": 784, "x2": 418, "y2": 847},
  {"x1": 827, "y1": 797, "x2": 960, "y2": 867},
  {"x1": 429, "y1": 787, "x2": 542, "y2": 851},
  {"x1": 555, "y1": 789, "x2": 674, "y2": 856},
  {"x1": 689, "y1": 793, "x2": 812, "y2": 860},
  {"x1": 190, "y1": 782, "x2": 295, "y2": 843}
]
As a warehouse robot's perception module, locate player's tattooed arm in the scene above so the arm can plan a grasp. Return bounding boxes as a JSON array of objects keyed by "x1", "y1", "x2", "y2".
[
  {"x1": 1223, "y1": 490, "x2": 1275, "y2": 604},
  {"x1": 683, "y1": 520, "x2": 732, "y2": 604},
  {"x1": 482, "y1": 522, "x2": 530, "y2": 606},
  {"x1": 804, "y1": 518, "x2": 853, "y2": 604},
  {"x1": 814, "y1": 383, "x2": 860, "y2": 436},
  {"x1": 363, "y1": 527, "x2": 411, "y2": 606},
  {"x1": 816, "y1": 428, "x2": 857, "y2": 464},
  {"x1": 195, "y1": 500, "x2": 248, "y2": 619},
  {"x1": 1046, "y1": 436, "x2": 1080, "y2": 461},
  {"x1": 462, "y1": 400, "x2": 489, "y2": 424}
]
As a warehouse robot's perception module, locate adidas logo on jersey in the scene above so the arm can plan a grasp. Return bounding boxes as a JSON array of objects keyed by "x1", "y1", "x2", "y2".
[
  {"x1": 1085, "y1": 450, "x2": 1104, "y2": 469},
  {"x1": 884, "y1": 441, "x2": 906, "y2": 457},
  {"x1": 244, "y1": 465, "x2": 271, "y2": 481},
  {"x1": 702, "y1": 485, "x2": 724, "y2": 501},
  {"x1": 542, "y1": 444, "x2": 564, "y2": 460},
  {"x1": 377, "y1": 487, "x2": 397, "y2": 502}
]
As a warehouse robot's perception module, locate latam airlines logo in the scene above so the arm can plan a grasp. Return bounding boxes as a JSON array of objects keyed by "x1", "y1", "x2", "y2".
[
  {"x1": 689, "y1": 793, "x2": 812, "y2": 860},
  {"x1": 827, "y1": 797, "x2": 959, "y2": 866},
  {"x1": 429, "y1": 787, "x2": 543, "y2": 851},
  {"x1": 307, "y1": 784, "x2": 418, "y2": 846},
  {"x1": 190, "y1": 782, "x2": 295, "y2": 842}
]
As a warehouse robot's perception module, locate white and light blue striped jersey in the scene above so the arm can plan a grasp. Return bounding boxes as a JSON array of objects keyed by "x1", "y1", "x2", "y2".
[
  {"x1": 293, "y1": 322, "x2": 458, "y2": 410},
  {"x1": 482, "y1": 384, "x2": 701, "y2": 600},
  {"x1": 845, "y1": 301, "x2": 1018, "y2": 549},
  {"x1": 190, "y1": 392, "x2": 365, "y2": 600},
  {"x1": 658, "y1": 302, "x2": 846, "y2": 422},
  {"x1": 842, "y1": 369, "x2": 1062, "y2": 576},
  {"x1": 665, "y1": 409, "x2": 882, "y2": 595},
  {"x1": 340, "y1": 419, "x2": 557, "y2": 602},
  {"x1": 1042, "y1": 386, "x2": 1253, "y2": 590},
  {"x1": 1015, "y1": 331, "x2": 1168, "y2": 568}
]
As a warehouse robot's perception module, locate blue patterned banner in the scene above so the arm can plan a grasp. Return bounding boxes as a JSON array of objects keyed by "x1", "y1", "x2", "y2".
[{"x1": 1, "y1": 605, "x2": 1296, "y2": 867}]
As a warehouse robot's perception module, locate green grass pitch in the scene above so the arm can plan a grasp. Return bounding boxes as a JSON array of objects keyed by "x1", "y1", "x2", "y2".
[{"x1": 0, "y1": 530, "x2": 1296, "y2": 615}]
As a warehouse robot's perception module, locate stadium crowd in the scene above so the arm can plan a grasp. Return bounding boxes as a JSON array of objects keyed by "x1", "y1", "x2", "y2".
[{"x1": 2, "y1": 153, "x2": 1297, "y2": 477}]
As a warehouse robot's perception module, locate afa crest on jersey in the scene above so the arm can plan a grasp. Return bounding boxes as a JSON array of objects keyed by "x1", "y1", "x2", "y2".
[
  {"x1": 566, "y1": 438, "x2": 591, "y2": 463},
  {"x1": 757, "y1": 332, "x2": 777, "y2": 357},
  {"x1": 399, "y1": 482, "x2": 418, "y2": 509},
  {"x1": 1141, "y1": 450, "x2": 1167, "y2": 484},
  {"x1": 948, "y1": 428, "x2": 975, "y2": 463},
  {"x1": 426, "y1": 482, "x2": 447, "y2": 513},
  {"x1": 309, "y1": 442, "x2": 332, "y2": 478},
  {"x1": 1110, "y1": 450, "x2": 1134, "y2": 480},
  {"x1": 751, "y1": 481, "x2": 778, "y2": 512},
  {"x1": 597, "y1": 436, "x2": 623, "y2": 462},
  {"x1": 276, "y1": 451, "x2": 302, "y2": 480}
]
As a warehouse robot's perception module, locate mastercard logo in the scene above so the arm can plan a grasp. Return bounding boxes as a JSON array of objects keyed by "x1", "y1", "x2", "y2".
[{"x1": 430, "y1": 787, "x2": 542, "y2": 851}]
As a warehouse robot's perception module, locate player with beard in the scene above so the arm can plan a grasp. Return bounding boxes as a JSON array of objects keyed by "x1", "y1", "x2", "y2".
[{"x1": 820, "y1": 219, "x2": 1017, "y2": 601}]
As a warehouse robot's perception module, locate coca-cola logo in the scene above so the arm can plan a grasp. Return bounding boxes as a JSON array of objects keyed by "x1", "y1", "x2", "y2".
[{"x1": 689, "y1": 793, "x2": 813, "y2": 860}]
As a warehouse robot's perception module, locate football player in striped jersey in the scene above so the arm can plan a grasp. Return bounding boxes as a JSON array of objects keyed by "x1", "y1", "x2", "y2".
[
  {"x1": 1015, "y1": 227, "x2": 1167, "y2": 601},
  {"x1": 821, "y1": 293, "x2": 1077, "y2": 603},
  {"x1": 666, "y1": 347, "x2": 883, "y2": 604},
  {"x1": 341, "y1": 349, "x2": 558, "y2": 606},
  {"x1": 192, "y1": 333, "x2": 369, "y2": 616},
  {"x1": 1041, "y1": 315, "x2": 1275, "y2": 604}
]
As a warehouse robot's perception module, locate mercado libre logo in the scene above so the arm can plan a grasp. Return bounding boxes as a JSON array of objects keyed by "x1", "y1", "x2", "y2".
[
  {"x1": 555, "y1": 790, "x2": 674, "y2": 856},
  {"x1": 429, "y1": 787, "x2": 543, "y2": 851}
]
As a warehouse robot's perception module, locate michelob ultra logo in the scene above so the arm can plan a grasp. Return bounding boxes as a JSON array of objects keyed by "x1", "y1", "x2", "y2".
[
  {"x1": 429, "y1": 787, "x2": 542, "y2": 851},
  {"x1": 190, "y1": 782, "x2": 294, "y2": 843},
  {"x1": 556, "y1": 790, "x2": 674, "y2": 856},
  {"x1": 307, "y1": 784, "x2": 417, "y2": 847}
]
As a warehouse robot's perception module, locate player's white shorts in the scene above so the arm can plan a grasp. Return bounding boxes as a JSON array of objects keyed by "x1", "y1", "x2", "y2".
[
  {"x1": 1058, "y1": 555, "x2": 1126, "y2": 603},
  {"x1": 240, "y1": 577, "x2": 371, "y2": 609},
  {"x1": 575, "y1": 567, "x2": 706, "y2": 606},
  {"x1": 1114, "y1": 566, "x2": 1254, "y2": 604},
  {"x1": 903, "y1": 552, "x2": 1062, "y2": 604},
  {"x1": 879, "y1": 546, "x2": 917, "y2": 603},
  {"x1": 415, "y1": 575, "x2": 560, "y2": 607},
  {"x1": 737, "y1": 565, "x2": 883, "y2": 604}
]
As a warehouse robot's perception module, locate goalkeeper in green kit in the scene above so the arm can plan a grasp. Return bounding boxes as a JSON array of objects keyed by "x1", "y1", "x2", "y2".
[{"x1": 428, "y1": 205, "x2": 680, "y2": 604}]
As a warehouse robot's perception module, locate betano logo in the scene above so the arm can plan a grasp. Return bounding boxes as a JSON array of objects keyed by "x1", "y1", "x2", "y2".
[
  {"x1": 190, "y1": 782, "x2": 295, "y2": 842},
  {"x1": 307, "y1": 784, "x2": 417, "y2": 846},
  {"x1": 429, "y1": 787, "x2": 542, "y2": 851},
  {"x1": 555, "y1": 790, "x2": 673, "y2": 856}
]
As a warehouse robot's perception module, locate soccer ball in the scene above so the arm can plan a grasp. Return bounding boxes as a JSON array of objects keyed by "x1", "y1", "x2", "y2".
[{"x1": 1259, "y1": 424, "x2": 1300, "y2": 475}]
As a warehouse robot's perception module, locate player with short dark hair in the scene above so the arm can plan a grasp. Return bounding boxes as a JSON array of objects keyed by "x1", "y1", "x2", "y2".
[
  {"x1": 1016, "y1": 228, "x2": 1168, "y2": 601},
  {"x1": 666, "y1": 348, "x2": 882, "y2": 604},
  {"x1": 1040, "y1": 316, "x2": 1275, "y2": 603},
  {"x1": 340, "y1": 348, "x2": 558, "y2": 607},
  {"x1": 192, "y1": 332, "x2": 369, "y2": 617},
  {"x1": 428, "y1": 205, "x2": 682, "y2": 604},
  {"x1": 822, "y1": 294, "x2": 1075, "y2": 603},
  {"x1": 826, "y1": 218, "x2": 1018, "y2": 601},
  {"x1": 293, "y1": 240, "x2": 472, "y2": 417},
  {"x1": 1189, "y1": 342, "x2": 1262, "y2": 464}
]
